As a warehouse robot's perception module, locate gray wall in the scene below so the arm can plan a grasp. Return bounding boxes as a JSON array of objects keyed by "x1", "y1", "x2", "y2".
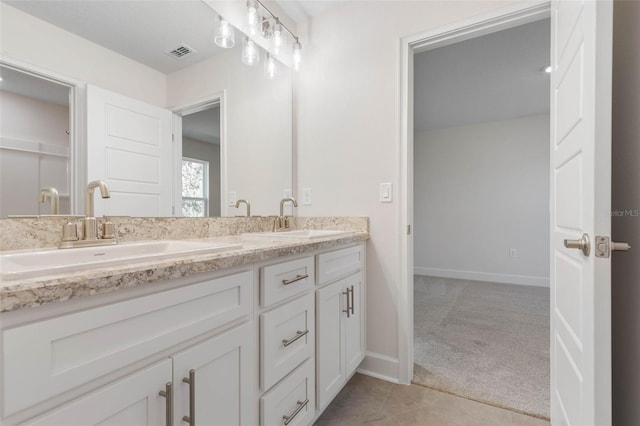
[
  {"x1": 413, "y1": 115, "x2": 550, "y2": 286},
  {"x1": 182, "y1": 137, "x2": 220, "y2": 217},
  {"x1": 612, "y1": 0, "x2": 640, "y2": 424}
]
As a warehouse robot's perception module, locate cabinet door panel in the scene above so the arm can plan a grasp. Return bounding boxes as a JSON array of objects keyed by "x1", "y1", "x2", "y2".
[
  {"x1": 316, "y1": 281, "x2": 346, "y2": 411},
  {"x1": 27, "y1": 359, "x2": 172, "y2": 426},
  {"x1": 344, "y1": 273, "x2": 364, "y2": 375},
  {"x1": 171, "y1": 322, "x2": 254, "y2": 426}
]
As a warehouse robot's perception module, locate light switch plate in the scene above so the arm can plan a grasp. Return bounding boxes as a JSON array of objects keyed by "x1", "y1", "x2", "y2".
[
  {"x1": 380, "y1": 183, "x2": 393, "y2": 203},
  {"x1": 302, "y1": 188, "x2": 312, "y2": 205}
]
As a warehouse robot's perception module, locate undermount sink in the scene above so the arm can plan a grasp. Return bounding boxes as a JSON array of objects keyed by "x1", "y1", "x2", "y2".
[
  {"x1": 0, "y1": 240, "x2": 242, "y2": 281},
  {"x1": 241, "y1": 230, "x2": 354, "y2": 240}
]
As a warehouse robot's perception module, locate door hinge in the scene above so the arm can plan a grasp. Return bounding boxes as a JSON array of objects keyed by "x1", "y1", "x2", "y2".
[
  {"x1": 595, "y1": 236, "x2": 632, "y2": 258},
  {"x1": 407, "y1": 225, "x2": 411, "y2": 235}
]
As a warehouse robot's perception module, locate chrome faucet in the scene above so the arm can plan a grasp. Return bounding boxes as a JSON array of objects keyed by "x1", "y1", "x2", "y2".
[
  {"x1": 84, "y1": 180, "x2": 111, "y2": 240},
  {"x1": 235, "y1": 199, "x2": 251, "y2": 217},
  {"x1": 39, "y1": 187, "x2": 59, "y2": 215},
  {"x1": 276, "y1": 197, "x2": 297, "y2": 230},
  {"x1": 59, "y1": 180, "x2": 117, "y2": 248}
]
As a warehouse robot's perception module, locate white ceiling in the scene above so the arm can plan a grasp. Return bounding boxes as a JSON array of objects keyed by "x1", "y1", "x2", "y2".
[
  {"x1": 182, "y1": 105, "x2": 221, "y2": 145},
  {"x1": 414, "y1": 18, "x2": 550, "y2": 132},
  {"x1": 3, "y1": 0, "x2": 226, "y2": 74},
  {"x1": 0, "y1": 66, "x2": 70, "y2": 106}
]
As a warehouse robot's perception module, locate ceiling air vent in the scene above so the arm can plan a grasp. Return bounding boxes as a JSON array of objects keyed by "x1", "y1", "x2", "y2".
[{"x1": 165, "y1": 44, "x2": 197, "y2": 59}]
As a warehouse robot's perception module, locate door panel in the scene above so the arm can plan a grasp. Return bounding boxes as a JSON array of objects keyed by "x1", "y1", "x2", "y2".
[
  {"x1": 86, "y1": 85, "x2": 173, "y2": 216},
  {"x1": 316, "y1": 281, "x2": 345, "y2": 411},
  {"x1": 550, "y1": 0, "x2": 613, "y2": 425},
  {"x1": 344, "y1": 274, "x2": 364, "y2": 375}
]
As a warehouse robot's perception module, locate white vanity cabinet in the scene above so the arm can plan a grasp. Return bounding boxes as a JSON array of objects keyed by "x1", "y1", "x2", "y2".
[
  {"x1": 1, "y1": 269, "x2": 254, "y2": 426},
  {"x1": 316, "y1": 245, "x2": 365, "y2": 412}
]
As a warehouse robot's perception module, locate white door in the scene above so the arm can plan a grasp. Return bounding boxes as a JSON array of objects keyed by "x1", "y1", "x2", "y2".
[
  {"x1": 86, "y1": 85, "x2": 174, "y2": 217},
  {"x1": 550, "y1": 0, "x2": 613, "y2": 425},
  {"x1": 28, "y1": 359, "x2": 172, "y2": 426},
  {"x1": 171, "y1": 323, "x2": 254, "y2": 426}
]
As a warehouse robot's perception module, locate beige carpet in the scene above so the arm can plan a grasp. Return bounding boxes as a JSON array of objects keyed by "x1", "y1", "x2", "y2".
[{"x1": 413, "y1": 276, "x2": 550, "y2": 419}]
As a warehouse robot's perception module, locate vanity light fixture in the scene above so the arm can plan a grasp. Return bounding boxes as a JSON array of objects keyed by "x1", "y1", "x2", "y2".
[
  {"x1": 214, "y1": 15, "x2": 235, "y2": 48},
  {"x1": 242, "y1": 36, "x2": 260, "y2": 66},
  {"x1": 243, "y1": 0, "x2": 303, "y2": 72}
]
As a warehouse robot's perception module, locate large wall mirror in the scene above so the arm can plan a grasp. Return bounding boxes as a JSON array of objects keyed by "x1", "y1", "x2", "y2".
[{"x1": 0, "y1": 0, "x2": 293, "y2": 218}]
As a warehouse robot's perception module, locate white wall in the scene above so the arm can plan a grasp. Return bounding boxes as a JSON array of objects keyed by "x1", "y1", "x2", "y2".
[
  {"x1": 167, "y1": 48, "x2": 292, "y2": 217},
  {"x1": 414, "y1": 115, "x2": 550, "y2": 287},
  {"x1": 611, "y1": 0, "x2": 640, "y2": 423},
  {"x1": 0, "y1": 3, "x2": 166, "y2": 106},
  {"x1": 295, "y1": 0, "x2": 528, "y2": 379},
  {"x1": 182, "y1": 137, "x2": 221, "y2": 216},
  {"x1": 0, "y1": 91, "x2": 70, "y2": 216}
]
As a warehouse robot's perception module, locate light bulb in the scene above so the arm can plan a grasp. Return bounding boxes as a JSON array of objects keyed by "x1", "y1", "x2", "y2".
[
  {"x1": 264, "y1": 54, "x2": 278, "y2": 80},
  {"x1": 242, "y1": 36, "x2": 260, "y2": 66},
  {"x1": 292, "y1": 41, "x2": 302, "y2": 71},
  {"x1": 214, "y1": 15, "x2": 235, "y2": 49},
  {"x1": 273, "y1": 20, "x2": 283, "y2": 54},
  {"x1": 246, "y1": 0, "x2": 259, "y2": 36}
]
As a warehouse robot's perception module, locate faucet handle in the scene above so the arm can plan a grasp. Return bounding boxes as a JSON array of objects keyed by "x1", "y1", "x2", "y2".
[
  {"x1": 102, "y1": 220, "x2": 116, "y2": 239},
  {"x1": 61, "y1": 222, "x2": 78, "y2": 242}
]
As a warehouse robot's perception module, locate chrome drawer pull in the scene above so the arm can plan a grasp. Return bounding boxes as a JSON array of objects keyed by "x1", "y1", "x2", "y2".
[
  {"x1": 282, "y1": 274, "x2": 309, "y2": 286},
  {"x1": 182, "y1": 370, "x2": 195, "y2": 426},
  {"x1": 159, "y1": 382, "x2": 173, "y2": 426},
  {"x1": 283, "y1": 399, "x2": 309, "y2": 425},
  {"x1": 349, "y1": 285, "x2": 355, "y2": 315},
  {"x1": 282, "y1": 329, "x2": 309, "y2": 347}
]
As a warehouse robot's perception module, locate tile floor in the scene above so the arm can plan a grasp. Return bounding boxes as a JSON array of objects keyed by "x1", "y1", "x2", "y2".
[{"x1": 314, "y1": 374, "x2": 550, "y2": 426}]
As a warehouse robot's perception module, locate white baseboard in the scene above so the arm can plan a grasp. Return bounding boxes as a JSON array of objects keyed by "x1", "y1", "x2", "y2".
[
  {"x1": 357, "y1": 352, "x2": 399, "y2": 383},
  {"x1": 414, "y1": 267, "x2": 549, "y2": 287}
]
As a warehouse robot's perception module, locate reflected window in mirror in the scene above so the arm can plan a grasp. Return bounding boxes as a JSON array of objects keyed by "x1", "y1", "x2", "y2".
[{"x1": 181, "y1": 158, "x2": 209, "y2": 218}]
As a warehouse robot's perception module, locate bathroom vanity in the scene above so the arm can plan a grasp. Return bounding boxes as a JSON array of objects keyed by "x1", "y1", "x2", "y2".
[{"x1": 0, "y1": 219, "x2": 367, "y2": 426}]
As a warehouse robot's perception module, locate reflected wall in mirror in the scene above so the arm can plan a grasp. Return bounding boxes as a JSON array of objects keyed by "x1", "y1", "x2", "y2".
[
  {"x1": 0, "y1": 66, "x2": 72, "y2": 217},
  {"x1": 0, "y1": 0, "x2": 294, "y2": 218}
]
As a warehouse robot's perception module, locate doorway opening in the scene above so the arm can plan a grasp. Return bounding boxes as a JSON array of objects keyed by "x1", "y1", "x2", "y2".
[
  {"x1": 173, "y1": 96, "x2": 224, "y2": 217},
  {"x1": 399, "y1": 2, "x2": 552, "y2": 421}
]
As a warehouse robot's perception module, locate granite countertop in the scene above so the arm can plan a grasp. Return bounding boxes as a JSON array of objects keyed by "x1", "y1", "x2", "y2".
[{"x1": 0, "y1": 232, "x2": 368, "y2": 313}]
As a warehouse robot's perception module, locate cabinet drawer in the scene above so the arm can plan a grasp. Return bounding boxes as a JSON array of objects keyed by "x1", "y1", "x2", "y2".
[
  {"x1": 261, "y1": 256, "x2": 314, "y2": 307},
  {"x1": 317, "y1": 245, "x2": 364, "y2": 286},
  {"x1": 2, "y1": 270, "x2": 253, "y2": 417},
  {"x1": 260, "y1": 293, "x2": 315, "y2": 391},
  {"x1": 260, "y1": 357, "x2": 315, "y2": 426}
]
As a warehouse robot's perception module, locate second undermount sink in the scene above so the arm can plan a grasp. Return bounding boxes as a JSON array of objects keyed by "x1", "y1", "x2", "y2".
[
  {"x1": 242, "y1": 230, "x2": 354, "y2": 240},
  {"x1": 0, "y1": 240, "x2": 242, "y2": 281}
]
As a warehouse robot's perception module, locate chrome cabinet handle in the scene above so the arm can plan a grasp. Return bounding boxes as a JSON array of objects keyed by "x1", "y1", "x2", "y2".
[
  {"x1": 342, "y1": 288, "x2": 351, "y2": 318},
  {"x1": 349, "y1": 285, "x2": 355, "y2": 315},
  {"x1": 282, "y1": 399, "x2": 309, "y2": 425},
  {"x1": 282, "y1": 274, "x2": 309, "y2": 286},
  {"x1": 282, "y1": 329, "x2": 309, "y2": 347},
  {"x1": 182, "y1": 370, "x2": 195, "y2": 426},
  {"x1": 159, "y1": 382, "x2": 173, "y2": 426},
  {"x1": 564, "y1": 233, "x2": 590, "y2": 256}
]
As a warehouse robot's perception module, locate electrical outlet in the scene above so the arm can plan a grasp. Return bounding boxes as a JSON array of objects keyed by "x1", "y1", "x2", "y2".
[
  {"x1": 283, "y1": 188, "x2": 292, "y2": 198},
  {"x1": 302, "y1": 188, "x2": 312, "y2": 205},
  {"x1": 509, "y1": 248, "x2": 518, "y2": 258}
]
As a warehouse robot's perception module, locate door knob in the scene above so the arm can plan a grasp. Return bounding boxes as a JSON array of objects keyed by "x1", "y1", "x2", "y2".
[{"x1": 564, "y1": 233, "x2": 590, "y2": 256}]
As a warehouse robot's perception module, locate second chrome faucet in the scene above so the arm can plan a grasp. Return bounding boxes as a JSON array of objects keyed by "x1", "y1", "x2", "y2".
[{"x1": 276, "y1": 197, "x2": 297, "y2": 230}]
